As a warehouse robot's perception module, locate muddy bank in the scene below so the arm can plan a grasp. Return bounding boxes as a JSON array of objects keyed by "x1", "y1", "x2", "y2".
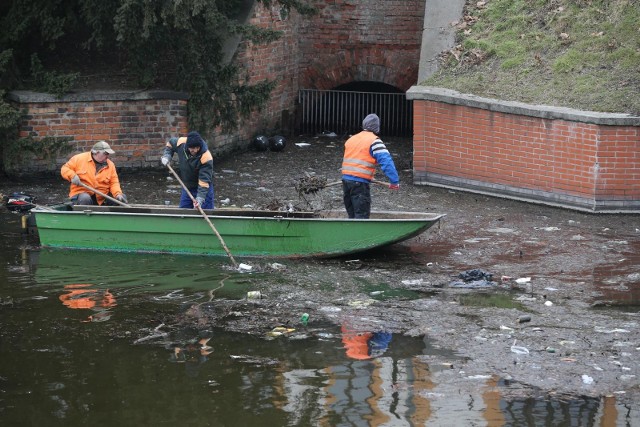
[
  {"x1": 2, "y1": 135, "x2": 639, "y2": 404},
  {"x1": 207, "y1": 135, "x2": 640, "y2": 404}
]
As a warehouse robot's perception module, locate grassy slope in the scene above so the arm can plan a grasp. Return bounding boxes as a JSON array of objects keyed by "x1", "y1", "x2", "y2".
[{"x1": 422, "y1": 0, "x2": 640, "y2": 115}]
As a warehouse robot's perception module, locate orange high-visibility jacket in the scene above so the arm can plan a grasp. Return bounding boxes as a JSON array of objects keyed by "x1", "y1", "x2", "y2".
[
  {"x1": 341, "y1": 131, "x2": 378, "y2": 181},
  {"x1": 61, "y1": 152, "x2": 123, "y2": 205}
]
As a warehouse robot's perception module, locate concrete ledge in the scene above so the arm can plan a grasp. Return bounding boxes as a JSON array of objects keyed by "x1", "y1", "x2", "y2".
[
  {"x1": 8, "y1": 90, "x2": 189, "y2": 103},
  {"x1": 407, "y1": 86, "x2": 640, "y2": 127},
  {"x1": 414, "y1": 171, "x2": 640, "y2": 214}
]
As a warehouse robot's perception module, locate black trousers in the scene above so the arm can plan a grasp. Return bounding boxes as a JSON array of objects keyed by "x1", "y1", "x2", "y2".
[{"x1": 342, "y1": 180, "x2": 371, "y2": 219}]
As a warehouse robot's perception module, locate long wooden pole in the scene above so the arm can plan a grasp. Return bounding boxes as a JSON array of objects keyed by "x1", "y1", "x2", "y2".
[
  {"x1": 166, "y1": 164, "x2": 237, "y2": 267},
  {"x1": 78, "y1": 182, "x2": 131, "y2": 207}
]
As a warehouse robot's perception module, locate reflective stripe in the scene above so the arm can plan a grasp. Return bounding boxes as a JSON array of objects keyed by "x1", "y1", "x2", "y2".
[
  {"x1": 342, "y1": 165, "x2": 373, "y2": 175},
  {"x1": 342, "y1": 131, "x2": 378, "y2": 180},
  {"x1": 343, "y1": 157, "x2": 376, "y2": 168}
]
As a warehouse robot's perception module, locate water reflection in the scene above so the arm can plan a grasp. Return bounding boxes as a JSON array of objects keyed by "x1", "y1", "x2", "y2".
[
  {"x1": 341, "y1": 326, "x2": 392, "y2": 361},
  {"x1": 1, "y1": 210, "x2": 639, "y2": 425},
  {"x1": 59, "y1": 283, "x2": 117, "y2": 322}
]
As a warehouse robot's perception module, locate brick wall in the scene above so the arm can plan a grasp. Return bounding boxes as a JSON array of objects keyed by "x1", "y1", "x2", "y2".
[
  {"x1": 408, "y1": 87, "x2": 640, "y2": 213},
  {"x1": 298, "y1": 0, "x2": 425, "y2": 91},
  {"x1": 9, "y1": 90, "x2": 188, "y2": 171},
  {"x1": 226, "y1": 2, "x2": 302, "y2": 146},
  {"x1": 7, "y1": 0, "x2": 428, "y2": 171}
]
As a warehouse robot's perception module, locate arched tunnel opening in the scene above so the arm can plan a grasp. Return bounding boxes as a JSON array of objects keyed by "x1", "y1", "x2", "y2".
[{"x1": 297, "y1": 81, "x2": 413, "y2": 138}]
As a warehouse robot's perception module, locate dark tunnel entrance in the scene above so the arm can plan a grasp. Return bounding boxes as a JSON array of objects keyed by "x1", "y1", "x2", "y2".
[{"x1": 298, "y1": 82, "x2": 413, "y2": 138}]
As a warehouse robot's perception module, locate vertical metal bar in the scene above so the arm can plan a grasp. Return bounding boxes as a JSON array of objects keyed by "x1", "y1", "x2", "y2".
[{"x1": 299, "y1": 88, "x2": 413, "y2": 137}]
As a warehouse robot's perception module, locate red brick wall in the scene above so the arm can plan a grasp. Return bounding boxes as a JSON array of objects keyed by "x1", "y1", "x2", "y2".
[
  {"x1": 410, "y1": 90, "x2": 640, "y2": 212},
  {"x1": 223, "y1": 0, "x2": 426, "y2": 145},
  {"x1": 223, "y1": 2, "x2": 302, "y2": 146},
  {"x1": 10, "y1": 91, "x2": 188, "y2": 171},
  {"x1": 298, "y1": 0, "x2": 425, "y2": 91},
  {"x1": 9, "y1": 1, "x2": 427, "y2": 169},
  {"x1": 596, "y1": 127, "x2": 640, "y2": 199}
]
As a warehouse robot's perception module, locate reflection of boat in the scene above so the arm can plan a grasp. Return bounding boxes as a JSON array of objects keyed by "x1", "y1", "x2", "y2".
[
  {"x1": 30, "y1": 248, "x2": 257, "y2": 297},
  {"x1": 29, "y1": 205, "x2": 444, "y2": 258}
]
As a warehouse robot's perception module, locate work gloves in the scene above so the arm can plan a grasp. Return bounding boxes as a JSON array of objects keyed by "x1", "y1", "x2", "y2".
[
  {"x1": 116, "y1": 194, "x2": 128, "y2": 203},
  {"x1": 195, "y1": 197, "x2": 205, "y2": 208},
  {"x1": 161, "y1": 155, "x2": 171, "y2": 166},
  {"x1": 71, "y1": 175, "x2": 81, "y2": 185},
  {"x1": 389, "y1": 183, "x2": 400, "y2": 190}
]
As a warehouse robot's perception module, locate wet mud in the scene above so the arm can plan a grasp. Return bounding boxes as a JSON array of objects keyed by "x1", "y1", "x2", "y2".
[{"x1": 2, "y1": 135, "x2": 639, "y2": 405}]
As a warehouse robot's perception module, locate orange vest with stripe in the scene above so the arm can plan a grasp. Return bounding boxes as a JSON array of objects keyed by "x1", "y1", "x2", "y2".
[{"x1": 341, "y1": 131, "x2": 377, "y2": 180}]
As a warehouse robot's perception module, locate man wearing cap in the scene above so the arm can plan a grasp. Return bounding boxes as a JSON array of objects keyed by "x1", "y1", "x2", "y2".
[
  {"x1": 341, "y1": 113, "x2": 399, "y2": 219},
  {"x1": 61, "y1": 141, "x2": 127, "y2": 205},
  {"x1": 161, "y1": 131, "x2": 214, "y2": 209}
]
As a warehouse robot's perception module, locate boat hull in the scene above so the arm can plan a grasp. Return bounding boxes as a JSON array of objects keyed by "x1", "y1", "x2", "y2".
[{"x1": 31, "y1": 206, "x2": 444, "y2": 258}]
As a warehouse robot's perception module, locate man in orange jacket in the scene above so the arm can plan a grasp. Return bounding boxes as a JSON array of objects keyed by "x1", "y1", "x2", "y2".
[
  {"x1": 341, "y1": 113, "x2": 399, "y2": 219},
  {"x1": 61, "y1": 141, "x2": 127, "y2": 205}
]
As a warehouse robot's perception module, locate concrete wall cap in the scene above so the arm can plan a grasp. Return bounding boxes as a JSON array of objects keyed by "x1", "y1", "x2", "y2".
[
  {"x1": 406, "y1": 86, "x2": 640, "y2": 127},
  {"x1": 8, "y1": 89, "x2": 189, "y2": 103}
]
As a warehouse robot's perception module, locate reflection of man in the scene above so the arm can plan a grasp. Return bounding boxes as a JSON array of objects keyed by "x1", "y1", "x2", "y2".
[
  {"x1": 59, "y1": 284, "x2": 116, "y2": 310},
  {"x1": 368, "y1": 332, "x2": 392, "y2": 358},
  {"x1": 341, "y1": 324, "x2": 392, "y2": 360}
]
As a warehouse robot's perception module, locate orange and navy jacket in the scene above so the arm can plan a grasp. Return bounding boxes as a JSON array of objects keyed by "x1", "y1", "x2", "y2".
[
  {"x1": 341, "y1": 130, "x2": 399, "y2": 184},
  {"x1": 163, "y1": 136, "x2": 214, "y2": 200},
  {"x1": 61, "y1": 152, "x2": 123, "y2": 205}
]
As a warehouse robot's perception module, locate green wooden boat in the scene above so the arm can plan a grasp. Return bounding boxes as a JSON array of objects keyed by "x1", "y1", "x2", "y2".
[{"x1": 30, "y1": 205, "x2": 445, "y2": 258}]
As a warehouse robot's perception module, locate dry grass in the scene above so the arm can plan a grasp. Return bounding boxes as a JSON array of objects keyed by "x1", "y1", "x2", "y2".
[{"x1": 422, "y1": 0, "x2": 640, "y2": 115}]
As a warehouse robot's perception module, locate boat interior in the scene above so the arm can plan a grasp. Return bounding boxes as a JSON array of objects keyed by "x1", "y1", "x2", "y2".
[{"x1": 38, "y1": 204, "x2": 444, "y2": 221}]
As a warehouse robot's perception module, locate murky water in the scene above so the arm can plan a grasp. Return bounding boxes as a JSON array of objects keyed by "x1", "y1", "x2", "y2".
[{"x1": 1, "y1": 185, "x2": 639, "y2": 425}]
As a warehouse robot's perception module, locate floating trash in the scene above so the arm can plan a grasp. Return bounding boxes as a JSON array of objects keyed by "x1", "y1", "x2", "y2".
[
  {"x1": 247, "y1": 291, "x2": 262, "y2": 299},
  {"x1": 510, "y1": 340, "x2": 530, "y2": 355},
  {"x1": 300, "y1": 313, "x2": 309, "y2": 326},
  {"x1": 238, "y1": 263, "x2": 253, "y2": 272},
  {"x1": 517, "y1": 315, "x2": 532, "y2": 324}
]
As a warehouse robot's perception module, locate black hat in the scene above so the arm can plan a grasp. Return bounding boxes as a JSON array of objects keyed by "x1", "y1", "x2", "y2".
[{"x1": 186, "y1": 131, "x2": 203, "y2": 149}]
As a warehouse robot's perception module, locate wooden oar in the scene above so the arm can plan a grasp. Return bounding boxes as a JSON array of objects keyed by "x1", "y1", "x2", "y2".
[
  {"x1": 165, "y1": 164, "x2": 238, "y2": 267},
  {"x1": 78, "y1": 182, "x2": 131, "y2": 207}
]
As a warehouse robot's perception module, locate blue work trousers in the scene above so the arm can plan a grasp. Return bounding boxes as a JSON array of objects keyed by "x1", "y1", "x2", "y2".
[{"x1": 179, "y1": 187, "x2": 214, "y2": 209}]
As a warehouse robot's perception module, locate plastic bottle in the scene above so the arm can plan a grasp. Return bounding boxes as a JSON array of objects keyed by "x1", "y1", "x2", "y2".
[{"x1": 300, "y1": 313, "x2": 309, "y2": 326}]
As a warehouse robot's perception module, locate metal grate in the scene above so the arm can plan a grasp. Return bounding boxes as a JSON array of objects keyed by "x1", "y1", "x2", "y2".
[{"x1": 298, "y1": 89, "x2": 413, "y2": 137}]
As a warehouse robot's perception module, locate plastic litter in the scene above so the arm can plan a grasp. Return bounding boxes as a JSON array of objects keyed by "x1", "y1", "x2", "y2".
[
  {"x1": 515, "y1": 277, "x2": 531, "y2": 284},
  {"x1": 270, "y1": 262, "x2": 287, "y2": 270},
  {"x1": 267, "y1": 326, "x2": 295, "y2": 338},
  {"x1": 544, "y1": 300, "x2": 553, "y2": 306},
  {"x1": 450, "y1": 269, "x2": 495, "y2": 288},
  {"x1": 510, "y1": 341, "x2": 530, "y2": 355},
  {"x1": 582, "y1": 374, "x2": 594, "y2": 385},
  {"x1": 300, "y1": 313, "x2": 309, "y2": 326},
  {"x1": 238, "y1": 263, "x2": 253, "y2": 272},
  {"x1": 247, "y1": 291, "x2": 262, "y2": 299},
  {"x1": 458, "y1": 269, "x2": 493, "y2": 282}
]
